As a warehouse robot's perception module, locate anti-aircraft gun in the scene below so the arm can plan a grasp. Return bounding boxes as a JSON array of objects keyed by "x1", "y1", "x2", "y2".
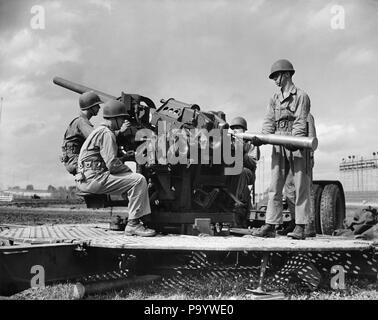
[{"x1": 53, "y1": 77, "x2": 344, "y2": 235}]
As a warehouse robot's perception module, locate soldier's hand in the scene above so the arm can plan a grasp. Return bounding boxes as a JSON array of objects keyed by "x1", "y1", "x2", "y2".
[
  {"x1": 121, "y1": 150, "x2": 135, "y2": 161},
  {"x1": 286, "y1": 144, "x2": 299, "y2": 152},
  {"x1": 119, "y1": 120, "x2": 131, "y2": 134},
  {"x1": 251, "y1": 136, "x2": 263, "y2": 147}
]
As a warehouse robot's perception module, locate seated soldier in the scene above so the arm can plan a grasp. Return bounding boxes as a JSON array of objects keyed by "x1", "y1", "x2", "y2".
[
  {"x1": 76, "y1": 99, "x2": 156, "y2": 237},
  {"x1": 61, "y1": 91, "x2": 103, "y2": 175},
  {"x1": 61, "y1": 91, "x2": 130, "y2": 176},
  {"x1": 228, "y1": 116, "x2": 260, "y2": 227}
]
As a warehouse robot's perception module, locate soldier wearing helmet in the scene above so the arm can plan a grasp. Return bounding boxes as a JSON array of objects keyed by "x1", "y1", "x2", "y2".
[
  {"x1": 228, "y1": 116, "x2": 260, "y2": 227},
  {"x1": 61, "y1": 91, "x2": 104, "y2": 175},
  {"x1": 76, "y1": 99, "x2": 156, "y2": 237},
  {"x1": 252, "y1": 59, "x2": 312, "y2": 240}
]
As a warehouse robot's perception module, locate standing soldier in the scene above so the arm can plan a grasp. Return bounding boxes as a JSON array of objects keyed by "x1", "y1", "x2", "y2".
[
  {"x1": 76, "y1": 99, "x2": 156, "y2": 237},
  {"x1": 277, "y1": 112, "x2": 317, "y2": 237},
  {"x1": 252, "y1": 59, "x2": 311, "y2": 240},
  {"x1": 61, "y1": 91, "x2": 103, "y2": 175},
  {"x1": 229, "y1": 116, "x2": 260, "y2": 227}
]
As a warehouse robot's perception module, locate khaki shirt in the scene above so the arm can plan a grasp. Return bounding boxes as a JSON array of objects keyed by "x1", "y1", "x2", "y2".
[
  {"x1": 78, "y1": 124, "x2": 131, "y2": 179},
  {"x1": 307, "y1": 112, "x2": 316, "y2": 138},
  {"x1": 262, "y1": 85, "x2": 310, "y2": 137},
  {"x1": 243, "y1": 142, "x2": 260, "y2": 172},
  {"x1": 62, "y1": 114, "x2": 94, "y2": 150},
  {"x1": 307, "y1": 112, "x2": 316, "y2": 168}
]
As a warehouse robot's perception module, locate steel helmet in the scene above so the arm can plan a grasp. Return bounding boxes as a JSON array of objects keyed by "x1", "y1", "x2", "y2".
[
  {"x1": 269, "y1": 59, "x2": 295, "y2": 79},
  {"x1": 103, "y1": 99, "x2": 129, "y2": 119},
  {"x1": 230, "y1": 116, "x2": 248, "y2": 130},
  {"x1": 79, "y1": 91, "x2": 103, "y2": 110}
]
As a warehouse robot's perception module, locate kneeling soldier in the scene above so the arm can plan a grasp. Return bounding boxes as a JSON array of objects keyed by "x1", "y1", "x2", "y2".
[{"x1": 76, "y1": 99, "x2": 156, "y2": 237}]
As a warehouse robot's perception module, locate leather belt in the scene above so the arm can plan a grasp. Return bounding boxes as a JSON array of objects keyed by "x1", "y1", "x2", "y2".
[
  {"x1": 276, "y1": 119, "x2": 293, "y2": 131},
  {"x1": 78, "y1": 160, "x2": 106, "y2": 172}
]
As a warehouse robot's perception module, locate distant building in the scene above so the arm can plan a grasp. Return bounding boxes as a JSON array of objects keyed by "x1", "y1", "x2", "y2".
[
  {"x1": 339, "y1": 155, "x2": 378, "y2": 192},
  {"x1": 2, "y1": 189, "x2": 53, "y2": 199},
  {"x1": 0, "y1": 192, "x2": 13, "y2": 202}
]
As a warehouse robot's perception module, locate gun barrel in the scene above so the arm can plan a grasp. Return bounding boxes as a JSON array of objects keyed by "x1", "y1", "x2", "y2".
[
  {"x1": 53, "y1": 77, "x2": 117, "y2": 101},
  {"x1": 237, "y1": 132, "x2": 318, "y2": 151}
]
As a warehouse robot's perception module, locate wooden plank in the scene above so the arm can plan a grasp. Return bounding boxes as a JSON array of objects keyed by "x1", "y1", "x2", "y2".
[
  {"x1": 13, "y1": 227, "x2": 25, "y2": 239},
  {"x1": 21, "y1": 227, "x2": 30, "y2": 239},
  {"x1": 45, "y1": 226, "x2": 53, "y2": 239},
  {"x1": 51, "y1": 226, "x2": 66, "y2": 240},
  {"x1": 0, "y1": 229, "x2": 12, "y2": 237},
  {"x1": 92, "y1": 228, "x2": 112, "y2": 236},
  {"x1": 35, "y1": 227, "x2": 43, "y2": 239},
  {"x1": 58, "y1": 226, "x2": 75, "y2": 240},
  {"x1": 75, "y1": 225, "x2": 101, "y2": 238},
  {"x1": 25, "y1": 227, "x2": 32, "y2": 239},
  {"x1": 65, "y1": 226, "x2": 83, "y2": 239},
  {"x1": 41, "y1": 226, "x2": 47, "y2": 239}
]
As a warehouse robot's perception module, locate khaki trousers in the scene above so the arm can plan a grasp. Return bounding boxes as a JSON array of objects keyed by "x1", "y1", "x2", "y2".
[
  {"x1": 77, "y1": 170, "x2": 151, "y2": 220},
  {"x1": 266, "y1": 146, "x2": 311, "y2": 225},
  {"x1": 227, "y1": 168, "x2": 255, "y2": 208},
  {"x1": 284, "y1": 149, "x2": 315, "y2": 227}
]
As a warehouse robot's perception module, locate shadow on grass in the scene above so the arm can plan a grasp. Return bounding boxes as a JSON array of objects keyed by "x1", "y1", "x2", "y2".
[{"x1": 10, "y1": 274, "x2": 378, "y2": 300}]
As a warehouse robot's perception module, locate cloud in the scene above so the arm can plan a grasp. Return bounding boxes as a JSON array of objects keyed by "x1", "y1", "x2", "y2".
[
  {"x1": 0, "y1": 1, "x2": 85, "y2": 107},
  {"x1": 316, "y1": 123, "x2": 357, "y2": 152},
  {"x1": 311, "y1": 92, "x2": 378, "y2": 181},
  {"x1": 0, "y1": 29, "x2": 81, "y2": 70},
  {"x1": 1, "y1": 0, "x2": 378, "y2": 190},
  {"x1": 354, "y1": 94, "x2": 378, "y2": 114},
  {"x1": 13, "y1": 121, "x2": 48, "y2": 137},
  {"x1": 88, "y1": 0, "x2": 113, "y2": 13},
  {"x1": 305, "y1": 2, "x2": 334, "y2": 30},
  {"x1": 249, "y1": 0, "x2": 265, "y2": 13},
  {"x1": 0, "y1": 77, "x2": 36, "y2": 99},
  {"x1": 335, "y1": 46, "x2": 375, "y2": 66}
]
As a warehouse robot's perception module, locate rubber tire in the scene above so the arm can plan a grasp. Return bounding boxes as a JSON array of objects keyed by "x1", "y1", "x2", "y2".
[
  {"x1": 311, "y1": 184, "x2": 323, "y2": 234},
  {"x1": 320, "y1": 184, "x2": 345, "y2": 235}
]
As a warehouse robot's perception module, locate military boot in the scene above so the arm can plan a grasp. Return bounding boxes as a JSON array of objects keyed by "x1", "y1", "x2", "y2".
[
  {"x1": 233, "y1": 203, "x2": 249, "y2": 228},
  {"x1": 124, "y1": 219, "x2": 156, "y2": 237},
  {"x1": 276, "y1": 220, "x2": 295, "y2": 236},
  {"x1": 306, "y1": 192, "x2": 317, "y2": 237},
  {"x1": 287, "y1": 225, "x2": 306, "y2": 240},
  {"x1": 304, "y1": 222, "x2": 316, "y2": 238},
  {"x1": 252, "y1": 224, "x2": 276, "y2": 238}
]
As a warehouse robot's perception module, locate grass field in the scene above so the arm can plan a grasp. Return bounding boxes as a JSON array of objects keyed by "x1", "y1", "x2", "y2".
[
  {"x1": 1, "y1": 205, "x2": 377, "y2": 300},
  {"x1": 0, "y1": 205, "x2": 120, "y2": 225},
  {"x1": 9, "y1": 274, "x2": 378, "y2": 300}
]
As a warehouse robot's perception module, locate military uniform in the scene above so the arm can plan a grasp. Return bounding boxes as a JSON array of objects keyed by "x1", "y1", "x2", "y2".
[
  {"x1": 262, "y1": 84, "x2": 311, "y2": 225},
  {"x1": 227, "y1": 140, "x2": 260, "y2": 226},
  {"x1": 283, "y1": 113, "x2": 316, "y2": 233},
  {"x1": 229, "y1": 143, "x2": 259, "y2": 200},
  {"x1": 61, "y1": 114, "x2": 94, "y2": 175},
  {"x1": 76, "y1": 125, "x2": 151, "y2": 221}
]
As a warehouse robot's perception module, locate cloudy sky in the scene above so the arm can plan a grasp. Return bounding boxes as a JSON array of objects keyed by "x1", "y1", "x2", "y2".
[{"x1": 0, "y1": 0, "x2": 377, "y2": 191}]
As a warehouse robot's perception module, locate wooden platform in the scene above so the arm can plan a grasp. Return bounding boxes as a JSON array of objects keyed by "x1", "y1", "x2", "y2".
[{"x1": 0, "y1": 224, "x2": 375, "y2": 252}]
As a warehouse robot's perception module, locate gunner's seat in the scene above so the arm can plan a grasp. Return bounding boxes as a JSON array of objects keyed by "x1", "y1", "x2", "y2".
[{"x1": 76, "y1": 191, "x2": 129, "y2": 209}]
